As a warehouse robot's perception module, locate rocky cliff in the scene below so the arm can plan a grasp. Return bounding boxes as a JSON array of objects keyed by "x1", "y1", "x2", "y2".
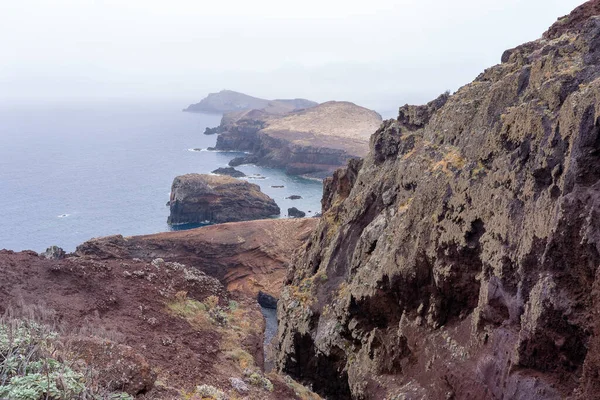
[
  {"x1": 168, "y1": 174, "x2": 280, "y2": 225},
  {"x1": 214, "y1": 101, "x2": 383, "y2": 179},
  {"x1": 275, "y1": 2, "x2": 600, "y2": 399},
  {"x1": 183, "y1": 89, "x2": 317, "y2": 114}
]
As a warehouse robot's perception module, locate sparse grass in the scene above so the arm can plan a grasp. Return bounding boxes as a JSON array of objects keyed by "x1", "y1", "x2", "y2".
[
  {"x1": 191, "y1": 384, "x2": 227, "y2": 400},
  {"x1": 245, "y1": 370, "x2": 273, "y2": 392},
  {"x1": 167, "y1": 291, "x2": 233, "y2": 328},
  {"x1": 283, "y1": 375, "x2": 323, "y2": 400},
  {"x1": 225, "y1": 348, "x2": 255, "y2": 370}
]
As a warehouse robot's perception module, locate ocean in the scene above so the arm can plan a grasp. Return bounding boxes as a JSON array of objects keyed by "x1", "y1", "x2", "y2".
[{"x1": 0, "y1": 101, "x2": 323, "y2": 252}]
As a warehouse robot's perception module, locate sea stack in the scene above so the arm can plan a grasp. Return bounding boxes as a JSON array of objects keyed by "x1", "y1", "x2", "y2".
[{"x1": 168, "y1": 174, "x2": 280, "y2": 225}]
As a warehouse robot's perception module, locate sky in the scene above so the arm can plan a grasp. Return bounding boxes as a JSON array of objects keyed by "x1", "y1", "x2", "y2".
[{"x1": 0, "y1": 0, "x2": 586, "y2": 113}]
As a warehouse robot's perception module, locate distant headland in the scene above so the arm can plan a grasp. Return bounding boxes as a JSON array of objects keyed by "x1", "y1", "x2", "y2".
[{"x1": 183, "y1": 89, "x2": 317, "y2": 114}]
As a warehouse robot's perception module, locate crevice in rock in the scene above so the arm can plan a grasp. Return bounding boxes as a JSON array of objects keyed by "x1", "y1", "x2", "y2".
[{"x1": 283, "y1": 333, "x2": 352, "y2": 400}]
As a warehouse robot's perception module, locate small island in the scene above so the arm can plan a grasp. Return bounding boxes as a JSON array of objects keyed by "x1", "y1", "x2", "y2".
[{"x1": 168, "y1": 174, "x2": 280, "y2": 225}]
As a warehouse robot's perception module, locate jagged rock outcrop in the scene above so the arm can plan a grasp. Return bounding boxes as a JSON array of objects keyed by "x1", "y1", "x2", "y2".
[
  {"x1": 214, "y1": 102, "x2": 383, "y2": 179},
  {"x1": 276, "y1": 2, "x2": 600, "y2": 399},
  {"x1": 168, "y1": 174, "x2": 280, "y2": 225},
  {"x1": 183, "y1": 89, "x2": 317, "y2": 114},
  {"x1": 41, "y1": 245, "x2": 66, "y2": 260}
]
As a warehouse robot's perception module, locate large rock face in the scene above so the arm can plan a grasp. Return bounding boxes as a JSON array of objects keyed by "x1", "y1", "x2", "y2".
[
  {"x1": 276, "y1": 2, "x2": 600, "y2": 399},
  {"x1": 168, "y1": 174, "x2": 280, "y2": 225},
  {"x1": 183, "y1": 89, "x2": 317, "y2": 114},
  {"x1": 214, "y1": 101, "x2": 383, "y2": 179}
]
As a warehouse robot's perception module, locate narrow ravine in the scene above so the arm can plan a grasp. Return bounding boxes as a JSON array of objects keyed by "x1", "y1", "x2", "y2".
[
  {"x1": 260, "y1": 306, "x2": 278, "y2": 371},
  {"x1": 258, "y1": 290, "x2": 279, "y2": 372}
]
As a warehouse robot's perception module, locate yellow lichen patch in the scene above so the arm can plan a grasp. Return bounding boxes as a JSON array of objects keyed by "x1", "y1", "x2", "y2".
[
  {"x1": 432, "y1": 148, "x2": 466, "y2": 177},
  {"x1": 398, "y1": 197, "x2": 414, "y2": 213},
  {"x1": 401, "y1": 147, "x2": 417, "y2": 160},
  {"x1": 337, "y1": 281, "x2": 350, "y2": 300}
]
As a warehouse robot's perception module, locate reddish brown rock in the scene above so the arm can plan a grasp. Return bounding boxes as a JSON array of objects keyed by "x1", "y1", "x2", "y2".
[{"x1": 76, "y1": 218, "x2": 318, "y2": 299}]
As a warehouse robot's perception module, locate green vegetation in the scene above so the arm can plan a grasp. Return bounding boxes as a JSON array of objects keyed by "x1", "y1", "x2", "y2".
[
  {"x1": 0, "y1": 312, "x2": 132, "y2": 400},
  {"x1": 245, "y1": 370, "x2": 274, "y2": 392}
]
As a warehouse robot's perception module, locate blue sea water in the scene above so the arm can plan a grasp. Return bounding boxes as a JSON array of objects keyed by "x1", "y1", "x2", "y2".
[{"x1": 0, "y1": 101, "x2": 323, "y2": 252}]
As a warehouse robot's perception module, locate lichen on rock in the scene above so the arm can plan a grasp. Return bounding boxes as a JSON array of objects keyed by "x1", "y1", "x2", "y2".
[{"x1": 275, "y1": 2, "x2": 600, "y2": 399}]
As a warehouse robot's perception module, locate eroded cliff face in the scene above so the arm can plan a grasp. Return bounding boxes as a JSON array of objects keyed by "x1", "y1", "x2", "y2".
[
  {"x1": 276, "y1": 3, "x2": 600, "y2": 399},
  {"x1": 214, "y1": 102, "x2": 383, "y2": 179}
]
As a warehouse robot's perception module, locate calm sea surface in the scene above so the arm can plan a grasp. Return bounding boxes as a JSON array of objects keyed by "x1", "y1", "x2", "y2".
[{"x1": 0, "y1": 101, "x2": 323, "y2": 252}]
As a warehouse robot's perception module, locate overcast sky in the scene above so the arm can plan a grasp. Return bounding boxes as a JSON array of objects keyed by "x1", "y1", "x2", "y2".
[{"x1": 0, "y1": 0, "x2": 585, "y2": 112}]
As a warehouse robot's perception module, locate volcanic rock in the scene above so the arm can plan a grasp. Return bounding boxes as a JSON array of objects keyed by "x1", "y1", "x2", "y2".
[
  {"x1": 287, "y1": 207, "x2": 305, "y2": 218},
  {"x1": 204, "y1": 126, "x2": 220, "y2": 135},
  {"x1": 77, "y1": 218, "x2": 318, "y2": 298},
  {"x1": 275, "y1": 2, "x2": 600, "y2": 399},
  {"x1": 168, "y1": 174, "x2": 280, "y2": 225},
  {"x1": 41, "y1": 245, "x2": 66, "y2": 260},
  {"x1": 258, "y1": 291, "x2": 278, "y2": 309}
]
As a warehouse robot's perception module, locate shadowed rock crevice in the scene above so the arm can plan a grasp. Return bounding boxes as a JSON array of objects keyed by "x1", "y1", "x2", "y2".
[{"x1": 283, "y1": 333, "x2": 352, "y2": 400}]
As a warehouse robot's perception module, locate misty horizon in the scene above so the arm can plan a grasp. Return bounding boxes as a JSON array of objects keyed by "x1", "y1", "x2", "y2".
[{"x1": 2, "y1": 0, "x2": 585, "y2": 113}]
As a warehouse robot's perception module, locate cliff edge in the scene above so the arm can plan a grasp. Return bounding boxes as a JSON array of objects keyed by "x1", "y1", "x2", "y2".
[{"x1": 275, "y1": 2, "x2": 600, "y2": 399}]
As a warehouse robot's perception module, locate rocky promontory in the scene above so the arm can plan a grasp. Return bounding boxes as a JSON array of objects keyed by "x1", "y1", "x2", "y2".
[
  {"x1": 213, "y1": 101, "x2": 383, "y2": 179},
  {"x1": 183, "y1": 89, "x2": 317, "y2": 114},
  {"x1": 275, "y1": 2, "x2": 600, "y2": 399},
  {"x1": 168, "y1": 174, "x2": 280, "y2": 225}
]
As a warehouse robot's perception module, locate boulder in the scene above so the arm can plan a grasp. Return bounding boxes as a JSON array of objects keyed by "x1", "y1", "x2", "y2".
[
  {"x1": 287, "y1": 207, "x2": 305, "y2": 218},
  {"x1": 168, "y1": 174, "x2": 280, "y2": 225},
  {"x1": 41, "y1": 245, "x2": 66, "y2": 260}
]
